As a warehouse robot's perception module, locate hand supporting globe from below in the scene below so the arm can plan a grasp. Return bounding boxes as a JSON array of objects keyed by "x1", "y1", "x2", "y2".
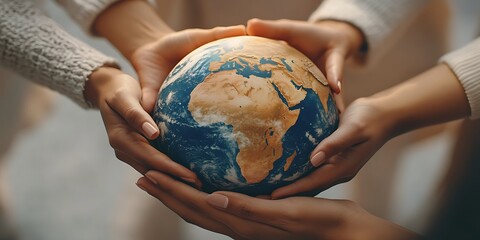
[{"x1": 152, "y1": 36, "x2": 339, "y2": 195}]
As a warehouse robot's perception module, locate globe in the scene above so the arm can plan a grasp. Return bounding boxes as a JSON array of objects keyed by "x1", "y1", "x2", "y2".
[{"x1": 152, "y1": 36, "x2": 339, "y2": 195}]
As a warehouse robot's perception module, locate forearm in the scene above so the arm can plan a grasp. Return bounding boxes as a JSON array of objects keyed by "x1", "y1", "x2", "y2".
[
  {"x1": 0, "y1": 1, "x2": 118, "y2": 108},
  {"x1": 94, "y1": 0, "x2": 173, "y2": 60},
  {"x1": 369, "y1": 64, "x2": 469, "y2": 137}
]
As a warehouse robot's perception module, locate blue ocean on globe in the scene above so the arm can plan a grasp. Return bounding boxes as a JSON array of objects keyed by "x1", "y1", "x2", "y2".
[{"x1": 152, "y1": 36, "x2": 339, "y2": 195}]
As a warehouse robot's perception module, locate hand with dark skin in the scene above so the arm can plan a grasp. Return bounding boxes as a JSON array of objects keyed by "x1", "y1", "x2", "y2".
[
  {"x1": 134, "y1": 64, "x2": 469, "y2": 240},
  {"x1": 271, "y1": 64, "x2": 470, "y2": 199},
  {"x1": 136, "y1": 171, "x2": 421, "y2": 240}
]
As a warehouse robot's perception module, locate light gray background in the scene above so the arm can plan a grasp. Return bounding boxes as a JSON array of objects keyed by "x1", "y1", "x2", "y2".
[{"x1": 2, "y1": 0, "x2": 479, "y2": 239}]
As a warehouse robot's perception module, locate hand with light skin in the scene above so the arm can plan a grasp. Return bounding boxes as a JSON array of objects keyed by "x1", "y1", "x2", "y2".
[
  {"x1": 87, "y1": 1, "x2": 244, "y2": 183},
  {"x1": 84, "y1": 67, "x2": 199, "y2": 185},
  {"x1": 135, "y1": 171, "x2": 421, "y2": 240},
  {"x1": 94, "y1": 0, "x2": 246, "y2": 112},
  {"x1": 246, "y1": 18, "x2": 366, "y2": 95},
  {"x1": 270, "y1": 64, "x2": 470, "y2": 199}
]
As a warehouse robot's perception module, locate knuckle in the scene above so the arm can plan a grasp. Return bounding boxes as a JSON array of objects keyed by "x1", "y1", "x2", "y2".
[
  {"x1": 113, "y1": 151, "x2": 123, "y2": 160},
  {"x1": 123, "y1": 107, "x2": 143, "y2": 123},
  {"x1": 107, "y1": 127, "x2": 130, "y2": 148},
  {"x1": 237, "y1": 202, "x2": 255, "y2": 218},
  {"x1": 108, "y1": 133, "x2": 122, "y2": 149},
  {"x1": 337, "y1": 172, "x2": 356, "y2": 184},
  {"x1": 181, "y1": 216, "x2": 195, "y2": 225}
]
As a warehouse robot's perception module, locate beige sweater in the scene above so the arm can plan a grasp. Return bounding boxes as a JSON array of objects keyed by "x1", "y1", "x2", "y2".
[
  {"x1": 57, "y1": 0, "x2": 480, "y2": 119},
  {"x1": 0, "y1": 1, "x2": 118, "y2": 108}
]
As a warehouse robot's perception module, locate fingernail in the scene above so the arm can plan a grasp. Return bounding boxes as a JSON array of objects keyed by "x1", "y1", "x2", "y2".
[
  {"x1": 310, "y1": 151, "x2": 326, "y2": 167},
  {"x1": 142, "y1": 122, "x2": 158, "y2": 138},
  {"x1": 136, "y1": 180, "x2": 146, "y2": 191},
  {"x1": 145, "y1": 173, "x2": 158, "y2": 185},
  {"x1": 206, "y1": 194, "x2": 228, "y2": 209},
  {"x1": 337, "y1": 81, "x2": 342, "y2": 92}
]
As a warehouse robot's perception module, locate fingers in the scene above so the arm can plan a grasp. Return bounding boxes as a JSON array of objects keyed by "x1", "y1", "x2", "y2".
[
  {"x1": 272, "y1": 134, "x2": 373, "y2": 199},
  {"x1": 323, "y1": 48, "x2": 348, "y2": 94},
  {"x1": 135, "y1": 25, "x2": 246, "y2": 113},
  {"x1": 105, "y1": 80, "x2": 159, "y2": 140},
  {"x1": 181, "y1": 25, "x2": 246, "y2": 56},
  {"x1": 271, "y1": 164, "x2": 352, "y2": 199},
  {"x1": 136, "y1": 177, "x2": 241, "y2": 238},
  {"x1": 142, "y1": 171, "x2": 293, "y2": 240},
  {"x1": 309, "y1": 122, "x2": 367, "y2": 167},
  {"x1": 99, "y1": 103, "x2": 198, "y2": 183},
  {"x1": 206, "y1": 191, "x2": 295, "y2": 231},
  {"x1": 115, "y1": 150, "x2": 148, "y2": 174},
  {"x1": 141, "y1": 88, "x2": 159, "y2": 114},
  {"x1": 246, "y1": 18, "x2": 296, "y2": 42},
  {"x1": 334, "y1": 92, "x2": 346, "y2": 114}
]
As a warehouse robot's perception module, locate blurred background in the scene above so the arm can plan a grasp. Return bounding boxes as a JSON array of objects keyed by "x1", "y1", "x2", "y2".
[{"x1": 1, "y1": 0, "x2": 479, "y2": 239}]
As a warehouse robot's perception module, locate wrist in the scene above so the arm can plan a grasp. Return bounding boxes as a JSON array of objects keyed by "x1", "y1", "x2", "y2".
[
  {"x1": 84, "y1": 66, "x2": 123, "y2": 107},
  {"x1": 94, "y1": 0, "x2": 173, "y2": 59}
]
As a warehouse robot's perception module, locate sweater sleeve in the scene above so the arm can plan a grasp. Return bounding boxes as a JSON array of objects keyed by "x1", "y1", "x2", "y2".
[
  {"x1": 0, "y1": 1, "x2": 119, "y2": 108},
  {"x1": 55, "y1": 0, "x2": 119, "y2": 34},
  {"x1": 440, "y1": 38, "x2": 480, "y2": 120},
  {"x1": 309, "y1": 0, "x2": 430, "y2": 63}
]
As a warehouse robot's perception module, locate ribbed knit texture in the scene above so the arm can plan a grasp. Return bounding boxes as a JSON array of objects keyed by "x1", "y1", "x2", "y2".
[
  {"x1": 440, "y1": 38, "x2": 480, "y2": 119},
  {"x1": 310, "y1": 0, "x2": 429, "y2": 61},
  {"x1": 55, "y1": 0, "x2": 119, "y2": 34},
  {"x1": 0, "y1": 1, "x2": 118, "y2": 108}
]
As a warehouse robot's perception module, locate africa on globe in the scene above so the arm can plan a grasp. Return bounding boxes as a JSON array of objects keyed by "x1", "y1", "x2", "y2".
[{"x1": 152, "y1": 36, "x2": 339, "y2": 195}]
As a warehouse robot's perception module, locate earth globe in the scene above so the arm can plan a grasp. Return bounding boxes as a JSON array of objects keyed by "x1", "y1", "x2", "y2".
[{"x1": 151, "y1": 36, "x2": 339, "y2": 195}]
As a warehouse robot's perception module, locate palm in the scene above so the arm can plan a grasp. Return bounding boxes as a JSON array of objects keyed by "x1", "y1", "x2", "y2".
[
  {"x1": 130, "y1": 26, "x2": 246, "y2": 113},
  {"x1": 271, "y1": 99, "x2": 392, "y2": 198}
]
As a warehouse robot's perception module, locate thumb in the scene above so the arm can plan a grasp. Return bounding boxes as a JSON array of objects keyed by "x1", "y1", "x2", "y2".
[
  {"x1": 177, "y1": 25, "x2": 246, "y2": 58},
  {"x1": 247, "y1": 18, "x2": 297, "y2": 42},
  {"x1": 310, "y1": 124, "x2": 366, "y2": 167},
  {"x1": 141, "y1": 87, "x2": 159, "y2": 113},
  {"x1": 106, "y1": 85, "x2": 159, "y2": 140}
]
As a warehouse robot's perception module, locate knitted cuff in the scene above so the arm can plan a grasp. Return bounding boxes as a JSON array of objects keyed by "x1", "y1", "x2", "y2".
[
  {"x1": 0, "y1": 1, "x2": 119, "y2": 108},
  {"x1": 440, "y1": 38, "x2": 480, "y2": 120}
]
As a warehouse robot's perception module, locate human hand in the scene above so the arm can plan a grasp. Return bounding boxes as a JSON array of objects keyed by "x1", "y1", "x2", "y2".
[
  {"x1": 84, "y1": 67, "x2": 199, "y2": 185},
  {"x1": 247, "y1": 18, "x2": 365, "y2": 94},
  {"x1": 271, "y1": 98, "x2": 395, "y2": 198},
  {"x1": 136, "y1": 171, "x2": 418, "y2": 240},
  {"x1": 130, "y1": 25, "x2": 246, "y2": 112}
]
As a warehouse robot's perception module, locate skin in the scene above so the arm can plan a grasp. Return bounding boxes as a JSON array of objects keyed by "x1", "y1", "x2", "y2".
[
  {"x1": 246, "y1": 18, "x2": 365, "y2": 94},
  {"x1": 273, "y1": 64, "x2": 470, "y2": 198},
  {"x1": 135, "y1": 63, "x2": 469, "y2": 240},
  {"x1": 92, "y1": 0, "x2": 246, "y2": 184},
  {"x1": 84, "y1": 67, "x2": 198, "y2": 183},
  {"x1": 94, "y1": 0, "x2": 247, "y2": 112},
  {"x1": 94, "y1": 2, "x2": 471, "y2": 239},
  {"x1": 136, "y1": 171, "x2": 421, "y2": 240},
  {"x1": 92, "y1": 1, "x2": 368, "y2": 188},
  {"x1": 243, "y1": 18, "x2": 470, "y2": 199}
]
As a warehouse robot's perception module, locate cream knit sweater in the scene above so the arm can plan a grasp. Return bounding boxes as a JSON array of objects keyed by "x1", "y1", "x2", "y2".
[
  {"x1": 57, "y1": 0, "x2": 480, "y2": 119},
  {"x1": 310, "y1": 0, "x2": 480, "y2": 119},
  {"x1": 0, "y1": 1, "x2": 118, "y2": 108}
]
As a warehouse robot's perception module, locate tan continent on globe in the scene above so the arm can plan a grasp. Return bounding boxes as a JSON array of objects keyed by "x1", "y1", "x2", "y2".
[{"x1": 189, "y1": 37, "x2": 331, "y2": 184}]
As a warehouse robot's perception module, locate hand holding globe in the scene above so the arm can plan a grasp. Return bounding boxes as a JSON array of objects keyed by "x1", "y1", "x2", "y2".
[{"x1": 152, "y1": 36, "x2": 339, "y2": 195}]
